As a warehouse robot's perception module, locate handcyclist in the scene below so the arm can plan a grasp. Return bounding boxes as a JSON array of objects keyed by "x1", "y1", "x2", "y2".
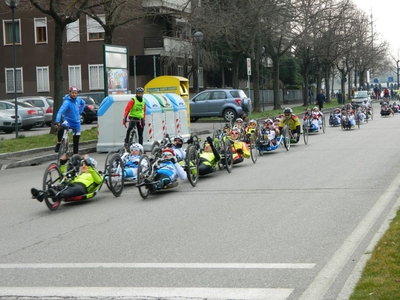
[
  {"x1": 229, "y1": 128, "x2": 250, "y2": 164},
  {"x1": 279, "y1": 107, "x2": 301, "y2": 142},
  {"x1": 123, "y1": 87, "x2": 146, "y2": 149},
  {"x1": 54, "y1": 86, "x2": 86, "y2": 154},
  {"x1": 172, "y1": 135, "x2": 186, "y2": 161},
  {"x1": 198, "y1": 136, "x2": 221, "y2": 175},
  {"x1": 123, "y1": 143, "x2": 144, "y2": 179},
  {"x1": 31, "y1": 154, "x2": 102, "y2": 207}
]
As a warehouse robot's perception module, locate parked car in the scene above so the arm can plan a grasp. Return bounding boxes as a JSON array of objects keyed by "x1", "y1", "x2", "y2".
[
  {"x1": 352, "y1": 91, "x2": 370, "y2": 104},
  {"x1": 79, "y1": 91, "x2": 105, "y2": 105},
  {"x1": 0, "y1": 108, "x2": 22, "y2": 134},
  {"x1": 0, "y1": 100, "x2": 45, "y2": 130},
  {"x1": 189, "y1": 89, "x2": 252, "y2": 122},
  {"x1": 18, "y1": 96, "x2": 54, "y2": 127},
  {"x1": 79, "y1": 95, "x2": 99, "y2": 124}
]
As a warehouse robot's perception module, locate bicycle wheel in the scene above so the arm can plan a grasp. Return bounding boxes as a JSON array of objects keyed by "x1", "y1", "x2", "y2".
[
  {"x1": 57, "y1": 137, "x2": 69, "y2": 164},
  {"x1": 283, "y1": 127, "x2": 290, "y2": 151},
  {"x1": 249, "y1": 134, "x2": 258, "y2": 163},
  {"x1": 303, "y1": 126, "x2": 309, "y2": 145},
  {"x1": 322, "y1": 116, "x2": 326, "y2": 133},
  {"x1": 42, "y1": 162, "x2": 63, "y2": 211},
  {"x1": 370, "y1": 108, "x2": 374, "y2": 120},
  {"x1": 222, "y1": 138, "x2": 233, "y2": 173},
  {"x1": 107, "y1": 153, "x2": 124, "y2": 197},
  {"x1": 130, "y1": 126, "x2": 139, "y2": 144},
  {"x1": 357, "y1": 114, "x2": 360, "y2": 129},
  {"x1": 137, "y1": 155, "x2": 153, "y2": 199},
  {"x1": 185, "y1": 145, "x2": 199, "y2": 187}
]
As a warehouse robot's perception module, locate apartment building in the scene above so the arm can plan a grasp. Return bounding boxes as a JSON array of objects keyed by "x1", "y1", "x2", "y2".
[{"x1": 0, "y1": 0, "x2": 198, "y2": 100}]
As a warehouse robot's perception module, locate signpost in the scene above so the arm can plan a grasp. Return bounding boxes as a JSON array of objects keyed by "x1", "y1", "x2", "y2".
[{"x1": 247, "y1": 57, "x2": 251, "y2": 100}]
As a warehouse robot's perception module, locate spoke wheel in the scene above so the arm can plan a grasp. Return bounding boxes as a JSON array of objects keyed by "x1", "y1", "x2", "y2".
[
  {"x1": 42, "y1": 163, "x2": 63, "y2": 211},
  {"x1": 185, "y1": 145, "x2": 199, "y2": 187},
  {"x1": 303, "y1": 126, "x2": 309, "y2": 145},
  {"x1": 222, "y1": 139, "x2": 233, "y2": 173},
  {"x1": 137, "y1": 155, "x2": 152, "y2": 199},
  {"x1": 104, "y1": 150, "x2": 116, "y2": 189},
  {"x1": 322, "y1": 116, "x2": 326, "y2": 133},
  {"x1": 249, "y1": 134, "x2": 258, "y2": 163},
  {"x1": 107, "y1": 153, "x2": 124, "y2": 197},
  {"x1": 283, "y1": 127, "x2": 290, "y2": 151},
  {"x1": 57, "y1": 139, "x2": 69, "y2": 165}
]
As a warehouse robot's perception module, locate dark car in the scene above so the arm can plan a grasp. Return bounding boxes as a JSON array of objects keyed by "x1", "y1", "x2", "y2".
[
  {"x1": 79, "y1": 91, "x2": 105, "y2": 106},
  {"x1": 189, "y1": 89, "x2": 252, "y2": 122},
  {"x1": 79, "y1": 95, "x2": 99, "y2": 124}
]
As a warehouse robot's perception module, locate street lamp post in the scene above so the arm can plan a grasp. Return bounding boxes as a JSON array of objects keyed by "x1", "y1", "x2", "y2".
[
  {"x1": 4, "y1": 0, "x2": 20, "y2": 138},
  {"x1": 193, "y1": 31, "x2": 203, "y2": 94}
]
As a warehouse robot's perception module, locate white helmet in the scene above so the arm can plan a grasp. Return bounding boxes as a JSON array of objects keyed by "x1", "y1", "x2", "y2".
[{"x1": 130, "y1": 143, "x2": 143, "y2": 153}]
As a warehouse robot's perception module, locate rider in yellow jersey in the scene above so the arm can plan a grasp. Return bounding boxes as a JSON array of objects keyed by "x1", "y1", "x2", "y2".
[{"x1": 278, "y1": 107, "x2": 301, "y2": 142}]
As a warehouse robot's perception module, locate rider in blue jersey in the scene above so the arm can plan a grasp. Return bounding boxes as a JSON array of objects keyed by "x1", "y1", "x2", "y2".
[{"x1": 54, "y1": 86, "x2": 85, "y2": 154}]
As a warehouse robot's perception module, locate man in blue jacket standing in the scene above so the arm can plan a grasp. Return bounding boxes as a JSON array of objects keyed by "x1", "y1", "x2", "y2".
[{"x1": 54, "y1": 87, "x2": 85, "y2": 154}]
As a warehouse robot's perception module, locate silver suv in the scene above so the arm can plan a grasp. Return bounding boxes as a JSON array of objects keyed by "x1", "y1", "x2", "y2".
[
  {"x1": 18, "y1": 96, "x2": 53, "y2": 127},
  {"x1": 189, "y1": 89, "x2": 252, "y2": 122}
]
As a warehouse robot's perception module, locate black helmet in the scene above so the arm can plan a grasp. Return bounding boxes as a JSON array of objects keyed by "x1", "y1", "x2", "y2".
[
  {"x1": 284, "y1": 107, "x2": 292, "y2": 114},
  {"x1": 136, "y1": 87, "x2": 144, "y2": 93}
]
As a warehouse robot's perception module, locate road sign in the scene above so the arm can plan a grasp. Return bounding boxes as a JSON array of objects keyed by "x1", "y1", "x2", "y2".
[
  {"x1": 373, "y1": 78, "x2": 379, "y2": 83},
  {"x1": 388, "y1": 77, "x2": 393, "y2": 82},
  {"x1": 247, "y1": 58, "x2": 251, "y2": 76}
]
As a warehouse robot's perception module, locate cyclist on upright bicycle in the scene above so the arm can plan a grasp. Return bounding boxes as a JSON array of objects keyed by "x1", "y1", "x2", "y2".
[
  {"x1": 279, "y1": 107, "x2": 301, "y2": 142},
  {"x1": 123, "y1": 87, "x2": 146, "y2": 149}
]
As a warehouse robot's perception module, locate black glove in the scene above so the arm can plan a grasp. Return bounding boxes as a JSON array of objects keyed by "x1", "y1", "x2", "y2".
[
  {"x1": 206, "y1": 136, "x2": 213, "y2": 144},
  {"x1": 187, "y1": 137, "x2": 193, "y2": 144},
  {"x1": 236, "y1": 148, "x2": 243, "y2": 155},
  {"x1": 170, "y1": 157, "x2": 176, "y2": 164}
]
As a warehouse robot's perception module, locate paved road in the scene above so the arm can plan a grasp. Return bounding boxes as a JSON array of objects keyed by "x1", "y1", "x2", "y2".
[{"x1": 0, "y1": 103, "x2": 399, "y2": 299}]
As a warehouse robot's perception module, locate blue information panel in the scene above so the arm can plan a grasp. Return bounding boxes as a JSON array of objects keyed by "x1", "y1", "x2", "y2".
[
  {"x1": 373, "y1": 78, "x2": 379, "y2": 83},
  {"x1": 388, "y1": 77, "x2": 394, "y2": 82}
]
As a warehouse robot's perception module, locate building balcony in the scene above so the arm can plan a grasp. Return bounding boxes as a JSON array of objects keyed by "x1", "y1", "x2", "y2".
[
  {"x1": 142, "y1": 0, "x2": 191, "y2": 14},
  {"x1": 144, "y1": 36, "x2": 192, "y2": 58}
]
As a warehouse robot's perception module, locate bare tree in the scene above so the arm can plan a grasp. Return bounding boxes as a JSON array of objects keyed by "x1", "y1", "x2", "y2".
[{"x1": 29, "y1": 0, "x2": 103, "y2": 132}]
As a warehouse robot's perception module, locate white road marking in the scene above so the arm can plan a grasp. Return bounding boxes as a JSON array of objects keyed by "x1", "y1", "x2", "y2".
[
  {"x1": 0, "y1": 287, "x2": 293, "y2": 300},
  {"x1": 299, "y1": 171, "x2": 400, "y2": 300},
  {"x1": 0, "y1": 262, "x2": 315, "y2": 269}
]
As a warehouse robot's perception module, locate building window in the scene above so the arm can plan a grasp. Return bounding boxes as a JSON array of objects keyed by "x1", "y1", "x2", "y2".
[
  {"x1": 5, "y1": 67, "x2": 23, "y2": 93},
  {"x1": 177, "y1": 65, "x2": 184, "y2": 77},
  {"x1": 86, "y1": 15, "x2": 105, "y2": 41},
  {"x1": 36, "y1": 66, "x2": 50, "y2": 92},
  {"x1": 3, "y1": 19, "x2": 21, "y2": 45},
  {"x1": 68, "y1": 65, "x2": 82, "y2": 90},
  {"x1": 88, "y1": 64, "x2": 104, "y2": 90},
  {"x1": 67, "y1": 19, "x2": 80, "y2": 42},
  {"x1": 34, "y1": 18, "x2": 47, "y2": 44}
]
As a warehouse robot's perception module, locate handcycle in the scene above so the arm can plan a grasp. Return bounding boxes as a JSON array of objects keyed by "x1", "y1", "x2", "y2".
[
  {"x1": 241, "y1": 124, "x2": 259, "y2": 164},
  {"x1": 41, "y1": 154, "x2": 124, "y2": 211},
  {"x1": 151, "y1": 133, "x2": 200, "y2": 187},
  {"x1": 212, "y1": 124, "x2": 235, "y2": 172},
  {"x1": 303, "y1": 111, "x2": 325, "y2": 134},
  {"x1": 256, "y1": 127, "x2": 287, "y2": 156},
  {"x1": 281, "y1": 118, "x2": 307, "y2": 150}
]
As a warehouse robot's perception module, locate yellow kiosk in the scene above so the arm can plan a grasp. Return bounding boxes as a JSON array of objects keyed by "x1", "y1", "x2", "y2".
[{"x1": 145, "y1": 76, "x2": 191, "y2": 131}]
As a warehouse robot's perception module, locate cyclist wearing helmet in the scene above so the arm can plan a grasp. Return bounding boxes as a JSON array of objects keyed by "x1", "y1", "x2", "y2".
[
  {"x1": 123, "y1": 143, "x2": 144, "y2": 179},
  {"x1": 172, "y1": 135, "x2": 186, "y2": 161},
  {"x1": 31, "y1": 154, "x2": 102, "y2": 208},
  {"x1": 198, "y1": 136, "x2": 221, "y2": 175},
  {"x1": 229, "y1": 128, "x2": 250, "y2": 164},
  {"x1": 279, "y1": 107, "x2": 301, "y2": 142},
  {"x1": 311, "y1": 107, "x2": 323, "y2": 131},
  {"x1": 260, "y1": 119, "x2": 278, "y2": 146},
  {"x1": 234, "y1": 118, "x2": 244, "y2": 133},
  {"x1": 146, "y1": 147, "x2": 186, "y2": 191},
  {"x1": 244, "y1": 119, "x2": 258, "y2": 143},
  {"x1": 54, "y1": 86, "x2": 86, "y2": 154},
  {"x1": 123, "y1": 87, "x2": 146, "y2": 149}
]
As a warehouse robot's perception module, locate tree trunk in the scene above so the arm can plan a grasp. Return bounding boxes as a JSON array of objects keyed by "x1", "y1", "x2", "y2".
[
  {"x1": 272, "y1": 56, "x2": 280, "y2": 110},
  {"x1": 232, "y1": 52, "x2": 241, "y2": 89},
  {"x1": 50, "y1": 22, "x2": 65, "y2": 134}
]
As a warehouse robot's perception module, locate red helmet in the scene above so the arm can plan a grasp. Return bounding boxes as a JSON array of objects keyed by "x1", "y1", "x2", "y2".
[
  {"x1": 161, "y1": 148, "x2": 175, "y2": 157},
  {"x1": 69, "y1": 86, "x2": 78, "y2": 92}
]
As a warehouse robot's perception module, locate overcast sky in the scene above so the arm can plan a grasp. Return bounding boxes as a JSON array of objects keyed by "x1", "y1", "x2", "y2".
[{"x1": 351, "y1": 0, "x2": 399, "y2": 58}]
